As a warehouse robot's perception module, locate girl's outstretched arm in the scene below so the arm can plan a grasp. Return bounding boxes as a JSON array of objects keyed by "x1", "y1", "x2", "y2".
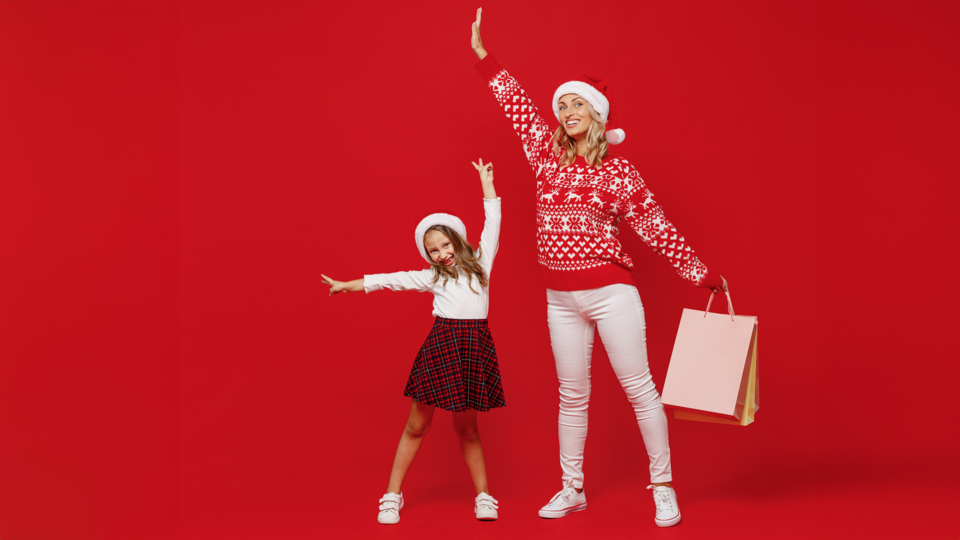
[{"x1": 321, "y1": 274, "x2": 364, "y2": 296}]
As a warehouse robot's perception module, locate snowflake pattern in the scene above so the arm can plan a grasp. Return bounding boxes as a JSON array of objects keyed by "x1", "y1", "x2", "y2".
[{"x1": 487, "y1": 67, "x2": 713, "y2": 287}]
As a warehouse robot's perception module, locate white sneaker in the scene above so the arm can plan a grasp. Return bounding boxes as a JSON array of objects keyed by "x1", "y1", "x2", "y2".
[
  {"x1": 377, "y1": 492, "x2": 404, "y2": 524},
  {"x1": 648, "y1": 485, "x2": 681, "y2": 527},
  {"x1": 538, "y1": 486, "x2": 587, "y2": 518},
  {"x1": 475, "y1": 492, "x2": 499, "y2": 521}
]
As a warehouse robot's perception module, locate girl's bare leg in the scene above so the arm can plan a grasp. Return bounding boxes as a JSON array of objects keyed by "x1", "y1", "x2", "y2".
[
  {"x1": 386, "y1": 399, "x2": 436, "y2": 494},
  {"x1": 452, "y1": 409, "x2": 489, "y2": 494}
]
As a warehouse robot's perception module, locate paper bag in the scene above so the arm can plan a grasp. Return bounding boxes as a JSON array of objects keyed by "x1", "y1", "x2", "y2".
[{"x1": 661, "y1": 291, "x2": 759, "y2": 426}]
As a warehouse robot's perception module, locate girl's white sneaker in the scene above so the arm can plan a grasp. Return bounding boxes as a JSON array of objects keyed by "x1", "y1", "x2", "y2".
[
  {"x1": 475, "y1": 492, "x2": 499, "y2": 521},
  {"x1": 648, "y1": 485, "x2": 681, "y2": 527},
  {"x1": 377, "y1": 492, "x2": 404, "y2": 524},
  {"x1": 538, "y1": 486, "x2": 587, "y2": 518}
]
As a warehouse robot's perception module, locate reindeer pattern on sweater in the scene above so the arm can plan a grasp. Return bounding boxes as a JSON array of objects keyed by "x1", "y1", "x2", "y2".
[{"x1": 480, "y1": 57, "x2": 716, "y2": 290}]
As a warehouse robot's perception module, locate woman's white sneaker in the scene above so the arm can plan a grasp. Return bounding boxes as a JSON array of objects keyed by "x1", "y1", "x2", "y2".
[
  {"x1": 648, "y1": 485, "x2": 681, "y2": 527},
  {"x1": 377, "y1": 492, "x2": 404, "y2": 524},
  {"x1": 538, "y1": 486, "x2": 587, "y2": 518},
  {"x1": 475, "y1": 492, "x2": 499, "y2": 521}
]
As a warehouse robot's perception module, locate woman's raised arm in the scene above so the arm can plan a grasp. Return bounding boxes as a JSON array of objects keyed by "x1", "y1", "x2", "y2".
[
  {"x1": 470, "y1": 8, "x2": 553, "y2": 178},
  {"x1": 471, "y1": 8, "x2": 488, "y2": 60}
]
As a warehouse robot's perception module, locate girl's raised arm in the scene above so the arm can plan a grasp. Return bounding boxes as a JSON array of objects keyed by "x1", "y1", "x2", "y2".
[
  {"x1": 472, "y1": 158, "x2": 502, "y2": 274},
  {"x1": 472, "y1": 158, "x2": 497, "y2": 200}
]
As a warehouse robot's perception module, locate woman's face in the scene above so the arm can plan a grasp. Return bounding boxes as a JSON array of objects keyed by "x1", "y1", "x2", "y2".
[
  {"x1": 424, "y1": 230, "x2": 456, "y2": 266},
  {"x1": 558, "y1": 94, "x2": 594, "y2": 139}
]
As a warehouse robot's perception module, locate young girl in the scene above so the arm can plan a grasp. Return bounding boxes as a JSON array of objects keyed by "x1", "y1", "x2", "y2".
[{"x1": 321, "y1": 159, "x2": 504, "y2": 525}]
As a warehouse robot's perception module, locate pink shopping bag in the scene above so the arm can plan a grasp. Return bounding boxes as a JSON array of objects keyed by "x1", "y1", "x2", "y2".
[{"x1": 661, "y1": 290, "x2": 759, "y2": 426}]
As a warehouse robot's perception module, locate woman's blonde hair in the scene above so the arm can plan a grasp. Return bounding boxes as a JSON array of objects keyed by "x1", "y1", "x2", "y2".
[
  {"x1": 551, "y1": 99, "x2": 609, "y2": 169},
  {"x1": 424, "y1": 225, "x2": 489, "y2": 294}
]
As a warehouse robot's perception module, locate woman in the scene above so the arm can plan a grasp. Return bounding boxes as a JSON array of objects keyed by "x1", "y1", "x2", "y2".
[{"x1": 468, "y1": 8, "x2": 728, "y2": 527}]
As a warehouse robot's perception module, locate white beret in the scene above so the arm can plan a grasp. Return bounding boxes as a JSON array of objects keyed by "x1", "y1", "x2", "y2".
[{"x1": 414, "y1": 213, "x2": 467, "y2": 264}]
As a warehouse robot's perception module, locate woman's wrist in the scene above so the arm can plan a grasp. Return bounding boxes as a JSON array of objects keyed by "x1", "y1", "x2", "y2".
[{"x1": 474, "y1": 47, "x2": 488, "y2": 60}]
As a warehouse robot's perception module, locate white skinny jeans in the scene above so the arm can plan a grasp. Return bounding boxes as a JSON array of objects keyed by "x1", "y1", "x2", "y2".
[{"x1": 547, "y1": 283, "x2": 673, "y2": 488}]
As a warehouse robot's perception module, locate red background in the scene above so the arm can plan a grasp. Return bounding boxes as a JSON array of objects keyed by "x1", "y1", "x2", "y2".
[{"x1": 1, "y1": 1, "x2": 957, "y2": 539}]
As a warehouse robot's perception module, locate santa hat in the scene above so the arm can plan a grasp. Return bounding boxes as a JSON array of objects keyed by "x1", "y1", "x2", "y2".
[
  {"x1": 552, "y1": 74, "x2": 625, "y2": 145},
  {"x1": 415, "y1": 213, "x2": 467, "y2": 264}
]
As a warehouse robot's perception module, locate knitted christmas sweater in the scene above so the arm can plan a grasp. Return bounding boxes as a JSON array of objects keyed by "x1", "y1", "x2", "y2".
[{"x1": 477, "y1": 55, "x2": 722, "y2": 291}]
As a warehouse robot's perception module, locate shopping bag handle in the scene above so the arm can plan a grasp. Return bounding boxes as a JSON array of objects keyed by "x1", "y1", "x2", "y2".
[{"x1": 705, "y1": 289, "x2": 736, "y2": 321}]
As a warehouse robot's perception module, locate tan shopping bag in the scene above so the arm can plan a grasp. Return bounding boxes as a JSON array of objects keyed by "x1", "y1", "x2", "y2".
[{"x1": 661, "y1": 291, "x2": 759, "y2": 426}]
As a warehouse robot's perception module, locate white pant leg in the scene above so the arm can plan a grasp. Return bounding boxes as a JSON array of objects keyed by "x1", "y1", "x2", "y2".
[
  {"x1": 547, "y1": 284, "x2": 673, "y2": 488},
  {"x1": 589, "y1": 284, "x2": 672, "y2": 483},
  {"x1": 546, "y1": 288, "x2": 596, "y2": 491}
]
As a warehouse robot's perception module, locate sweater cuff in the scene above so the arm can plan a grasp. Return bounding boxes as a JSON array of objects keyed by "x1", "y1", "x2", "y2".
[
  {"x1": 698, "y1": 270, "x2": 723, "y2": 289},
  {"x1": 475, "y1": 54, "x2": 503, "y2": 81}
]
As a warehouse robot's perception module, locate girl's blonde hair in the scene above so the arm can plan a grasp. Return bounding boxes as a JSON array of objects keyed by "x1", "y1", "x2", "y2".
[
  {"x1": 424, "y1": 225, "x2": 489, "y2": 294},
  {"x1": 551, "y1": 99, "x2": 609, "y2": 169}
]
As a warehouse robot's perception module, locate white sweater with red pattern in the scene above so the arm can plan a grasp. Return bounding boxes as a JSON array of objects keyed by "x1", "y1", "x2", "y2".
[{"x1": 477, "y1": 55, "x2": 722, "y2": 291}]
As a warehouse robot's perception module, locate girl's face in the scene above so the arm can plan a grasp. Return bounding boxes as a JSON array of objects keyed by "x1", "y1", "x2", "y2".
[
  {"x1": 557, "y1": 94, "x2": 594, "y2": 139},
  {"x1": 424, "y1": 230, "x2": 456, "y2": 266}
]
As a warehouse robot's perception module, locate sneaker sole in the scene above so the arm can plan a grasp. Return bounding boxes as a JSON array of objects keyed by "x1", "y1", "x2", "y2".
[
  {"x1": 538, "y1": 502, "x2": 587, "y2": 519},
  {"x1": 656, "y1": 512, "x2": 681, "y2": 527},
  {"x1": 476, "y1": 515, "x2": 499, "y2": 521}
]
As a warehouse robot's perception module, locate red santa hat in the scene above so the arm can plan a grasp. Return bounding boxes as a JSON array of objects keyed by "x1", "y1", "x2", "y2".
[{"x1": 552, "y1": 74, "x2": 625, "y2": 145}]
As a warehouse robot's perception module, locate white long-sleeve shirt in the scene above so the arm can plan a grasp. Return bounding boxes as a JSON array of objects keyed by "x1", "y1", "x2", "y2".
[{"x1": 364, "y1": 197, "x2": 501, "y2": 319}]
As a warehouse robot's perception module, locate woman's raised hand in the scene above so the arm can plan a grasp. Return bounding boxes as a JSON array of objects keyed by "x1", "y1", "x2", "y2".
[
  {"x1": 321, "y1": 274, "x2": 348, "y2": 296},
  {"x1": 472, "y1": 158, "x2": 494, "y2": 184},
  {"x1": 471, "y1": 8, "x2": 487, "y2": 60}
]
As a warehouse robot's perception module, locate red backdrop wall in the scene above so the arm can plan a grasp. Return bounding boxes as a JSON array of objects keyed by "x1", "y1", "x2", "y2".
[{"x1": 0, "y1": 1, "x2": 957, "y2": 539}]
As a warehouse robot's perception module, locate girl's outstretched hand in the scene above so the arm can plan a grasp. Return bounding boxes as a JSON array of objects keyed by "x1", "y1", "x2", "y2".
[
  {"x1": 471, "y1": 8, "x2": 487, "y2": 60},
  {"x1": 321, "y1": 274, "x2": 348, "y2": 296}
]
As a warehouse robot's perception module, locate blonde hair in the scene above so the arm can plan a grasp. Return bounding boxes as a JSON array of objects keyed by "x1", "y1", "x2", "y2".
[
  {"x1": 424, "y1": 225, "x2": 489, "y2": 294},
  {"x1": 551, "y1": 100, "x2": 609, "y2": 169}
]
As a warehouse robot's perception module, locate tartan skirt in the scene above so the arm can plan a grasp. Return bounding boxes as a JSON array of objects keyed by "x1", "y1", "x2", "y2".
[{"x1": 404, "y1": 318, "x2": 506, "y2": 412}]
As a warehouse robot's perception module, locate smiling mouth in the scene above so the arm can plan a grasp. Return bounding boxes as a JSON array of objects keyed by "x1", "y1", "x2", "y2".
[
  {"x1": 565, "y1": 119, "x2": 580, "y2": 128},
  {"x1": 441, "y1": 256, "x2": 454, "y2": 266}
]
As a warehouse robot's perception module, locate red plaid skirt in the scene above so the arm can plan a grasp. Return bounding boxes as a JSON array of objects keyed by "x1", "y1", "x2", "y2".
[{"x1": 404, "y1": 318, "x2": 506, "y2": 412}]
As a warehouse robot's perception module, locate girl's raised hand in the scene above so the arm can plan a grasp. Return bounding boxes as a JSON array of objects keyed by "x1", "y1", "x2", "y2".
[
  {"x1": 471, "y1": 8, "x2": 487, "y2": 60},
  {"x1": 321, "y1": 273, "x2": 348, "y2": 296},
  {"x1": 472, "y1": 158, "x2": 494, "y2": 184},
  {"x1": 473, "y1": 158, "x2": 497, "y2": 199}
]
